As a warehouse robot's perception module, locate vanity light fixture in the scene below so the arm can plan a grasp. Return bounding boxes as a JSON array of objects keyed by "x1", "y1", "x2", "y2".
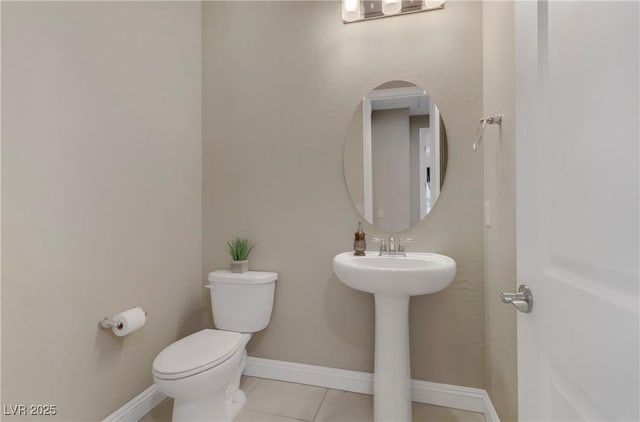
[
  {"x1": 342, "y1": 0, "x2": 445, "y2": 23},
  {"x1": 342, "y1": 0, "x2": 361, "y2": 22},
  {"x1": 382, "y1": 0, "x2": 402, "y2": 15}
]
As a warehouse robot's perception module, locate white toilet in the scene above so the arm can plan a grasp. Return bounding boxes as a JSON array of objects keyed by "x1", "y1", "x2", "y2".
[{"x1": 152, "y1": 270, "x2": 277, "y2": 421}]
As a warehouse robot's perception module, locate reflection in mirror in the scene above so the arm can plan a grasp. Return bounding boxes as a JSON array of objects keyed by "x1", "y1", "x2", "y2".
[{"x1": 344, "y1": 81, "x2": 448, "y2": 232}]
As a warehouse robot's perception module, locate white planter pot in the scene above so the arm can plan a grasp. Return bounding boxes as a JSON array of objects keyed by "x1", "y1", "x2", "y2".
[{"x1": 230, "y1": 260, "x2": 248, "y2": 273}]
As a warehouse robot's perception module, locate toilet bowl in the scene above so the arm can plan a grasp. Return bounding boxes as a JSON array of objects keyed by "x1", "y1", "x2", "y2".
[{"x1": 152, "y1": 271, "x2": 277, "y2": 421}]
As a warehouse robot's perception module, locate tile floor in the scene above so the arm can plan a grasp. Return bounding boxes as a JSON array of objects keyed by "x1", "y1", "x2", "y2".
[{"x1": 140, "y1": 377, "x2": 485, "y2": 422}]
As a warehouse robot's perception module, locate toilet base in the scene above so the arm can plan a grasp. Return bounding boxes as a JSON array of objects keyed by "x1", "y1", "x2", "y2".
[
  {"x1": 169, "y1": 348, "x2": 248, "y2": 422},
  {"x1": 154, "y1": 333, "x2": 251, "y2": 422}
]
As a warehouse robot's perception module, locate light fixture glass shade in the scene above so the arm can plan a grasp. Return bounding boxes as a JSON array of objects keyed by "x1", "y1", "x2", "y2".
[
  {"x1": 424, "y1": 0, "x2": 446, "y2": 10},
  {"x1": 342, "y1": 0, "x2": 361, "y2": 22},
  {"x1": 382, "y1": 0, "x2": 402, "y2": 15}
]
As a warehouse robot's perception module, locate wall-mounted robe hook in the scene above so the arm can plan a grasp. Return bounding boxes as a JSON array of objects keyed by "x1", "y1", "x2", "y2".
[{"x1": 473, "y1": 114, "x2": 503, "y2": 151}]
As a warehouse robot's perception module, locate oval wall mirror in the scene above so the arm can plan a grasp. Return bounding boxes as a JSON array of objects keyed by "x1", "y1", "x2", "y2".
[{"x1": 343, "y1": 81, "x2": 448, "y2": 232}]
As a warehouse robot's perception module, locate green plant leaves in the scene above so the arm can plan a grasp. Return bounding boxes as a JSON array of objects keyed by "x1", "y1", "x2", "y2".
[{"x1": 227, "y1": 238, "x2": 254, "y2": 261}]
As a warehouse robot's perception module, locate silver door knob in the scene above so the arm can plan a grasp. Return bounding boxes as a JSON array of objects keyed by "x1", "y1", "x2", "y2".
[{"x1": 500, "y1": 285, "x2": 533, "y2": 313}]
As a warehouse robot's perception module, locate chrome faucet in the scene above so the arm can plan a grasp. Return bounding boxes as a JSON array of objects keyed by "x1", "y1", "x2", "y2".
[
  {"x1": 373, "y1": 236, "x2": 413, "y2": 256},
  {"x1": 397, "y1": 238, "x2": 406, "y2": 255},
  {"x1": 379, "y1": 237, "x2": 387, "y2": 255}
]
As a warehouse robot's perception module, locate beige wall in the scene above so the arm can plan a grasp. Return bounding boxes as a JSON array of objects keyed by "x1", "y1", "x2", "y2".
[
  {"x1": 203, "y1": 1, "x2": 485, "y2": 387},
  {"x1": 482, "y1": 1, "x2": 517, "y2": 420},
  {"x1": 1, "y1": 2, "x2": 204, "y2": 420}
]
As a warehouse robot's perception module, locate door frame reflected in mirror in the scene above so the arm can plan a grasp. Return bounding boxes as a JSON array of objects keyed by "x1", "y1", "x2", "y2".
[{"x1": 361, "y1": 86, "x2": 443, "y2": 229}]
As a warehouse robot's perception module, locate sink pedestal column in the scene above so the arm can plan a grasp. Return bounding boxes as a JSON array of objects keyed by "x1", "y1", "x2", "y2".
[{"x1": 374, "y1": 294, "x2": 411, "y2": 422}]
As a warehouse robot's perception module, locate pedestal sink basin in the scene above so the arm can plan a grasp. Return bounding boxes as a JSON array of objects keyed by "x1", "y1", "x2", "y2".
[
  {"x1": 332, "y1": 251, "x2": 456, "y2": 422},
  {"x1": 333, "y1": 252, "x2": 456, "y2": 296}
]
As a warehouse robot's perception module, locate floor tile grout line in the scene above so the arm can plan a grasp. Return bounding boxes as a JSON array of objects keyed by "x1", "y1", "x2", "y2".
[
  {"x1": 243, "y1": 389, "x2": 327, "y2": 422},
  {"x1": 311, "y1": 388, "x2": 329, "y2": 422},
  {"x1": 242, "y1": 377, "x2": 330, "y2": 422}
]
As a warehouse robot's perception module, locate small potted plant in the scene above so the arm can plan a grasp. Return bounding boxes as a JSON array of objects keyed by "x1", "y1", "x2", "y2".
[{"x1": 227, "y1": 237, "x2": 254, "y2": 273}]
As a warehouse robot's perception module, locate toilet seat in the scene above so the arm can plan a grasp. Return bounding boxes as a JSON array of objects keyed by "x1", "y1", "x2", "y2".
[{"x1": 153, "y1": 329, "x2": 243, "y2": 380}]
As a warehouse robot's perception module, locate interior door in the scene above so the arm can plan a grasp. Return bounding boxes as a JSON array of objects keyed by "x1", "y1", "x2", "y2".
[{"x1": 515, "y1": 1, "x2": 639, "y2": 421}]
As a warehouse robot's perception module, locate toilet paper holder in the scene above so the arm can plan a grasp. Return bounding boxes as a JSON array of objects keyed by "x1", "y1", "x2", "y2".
[{"x1": 98, "y1": 309, "x2": 147, "y2": 330}]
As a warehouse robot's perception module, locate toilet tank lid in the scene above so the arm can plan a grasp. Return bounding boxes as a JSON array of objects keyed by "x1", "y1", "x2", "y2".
[{"x1": 208, "y1": 270, "x2": 278, "y2": 285}]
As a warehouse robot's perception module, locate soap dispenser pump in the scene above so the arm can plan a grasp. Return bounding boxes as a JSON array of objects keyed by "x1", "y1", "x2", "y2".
[{"x1": 354, "y1": 221, "x2": 366, "y2": 256}]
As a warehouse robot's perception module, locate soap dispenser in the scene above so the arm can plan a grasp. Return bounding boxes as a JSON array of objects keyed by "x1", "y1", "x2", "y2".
[{"x1": 354, "y1": 222, "x2": 366, "y2": 256}]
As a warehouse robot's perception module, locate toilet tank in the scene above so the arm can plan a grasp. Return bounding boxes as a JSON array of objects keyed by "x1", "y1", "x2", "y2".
[{"x1": 207, "y1": 270, "x2": 277, "y2": 333}]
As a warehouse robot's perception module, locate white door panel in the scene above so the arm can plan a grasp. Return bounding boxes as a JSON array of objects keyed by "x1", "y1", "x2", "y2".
[{"x1": 515, "y1": 1, "x2": 639, "y2": 421}]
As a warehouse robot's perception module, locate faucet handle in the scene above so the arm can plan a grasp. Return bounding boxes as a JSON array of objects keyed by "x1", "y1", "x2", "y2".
[
  {"x1": 397, "y1": 238, "x2": 414, "y2": 255},
  {"x1": 372, "y1": 237, "x2": 387, "y2": 255}
]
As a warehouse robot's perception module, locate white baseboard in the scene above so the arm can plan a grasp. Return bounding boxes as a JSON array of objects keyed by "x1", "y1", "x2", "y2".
[
  {"x1": 106, "y1": 357, "x2": 500, "y2": 422},
  {"x1": 480, "y1": 389, "x2": 501, "y2": 422},
  {"x1": 245, "y1": 357, "x2": 501, "y2": 422},
  {"x1": 103, "y1": 384, "x2": 167, "y2": 422},
  {"x1": 244, "y1": 356, "x2": 375, "y2": 395}
]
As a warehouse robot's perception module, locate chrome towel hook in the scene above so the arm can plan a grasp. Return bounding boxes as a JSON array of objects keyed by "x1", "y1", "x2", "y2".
[{"x1": 473, "y1": 114, "x2": 503, "y2": 151}]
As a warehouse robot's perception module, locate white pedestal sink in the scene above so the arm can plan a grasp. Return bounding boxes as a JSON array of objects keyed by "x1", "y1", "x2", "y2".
[{"x1": 333, "y1": 251, "x2": 456, "y2": 422}]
